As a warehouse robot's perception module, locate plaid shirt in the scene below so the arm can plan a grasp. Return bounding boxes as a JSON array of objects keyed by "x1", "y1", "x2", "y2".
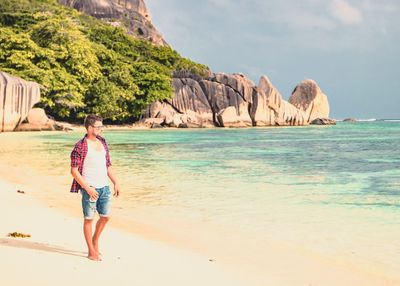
[{"x1": 70, "y1": 134, "x2": 112, "y2": 193}]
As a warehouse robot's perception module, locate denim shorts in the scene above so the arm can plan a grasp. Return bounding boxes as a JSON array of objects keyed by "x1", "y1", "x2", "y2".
[{"x1": 81, "y1": 186, "x2": 111, "y2": 219}]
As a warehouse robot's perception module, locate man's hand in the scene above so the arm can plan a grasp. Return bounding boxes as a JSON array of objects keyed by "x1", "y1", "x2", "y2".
[
  {"x1": 86, "y1": 186, "x2": 99, "y2": 201},
  {"x1": 107, "y1": 166, "x2": 120, "y2": 197},
  {"x1": 113, "y1": 183, "x2": 120, "y2": 197}
]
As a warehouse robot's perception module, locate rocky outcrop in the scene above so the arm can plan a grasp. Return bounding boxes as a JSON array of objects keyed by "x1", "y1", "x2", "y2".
[
  {"x1": 59, "y1": 0, "x2": 167, "y2": 46},
  {"x1": 139, "y1": 72, "x2": 330, "y2": 128},
  {"x1": 217, "y1": 106, "x2": 252, "y2": 127},
  {"x1": 251, "y1": 76, "x2": 306, "y2": 126},
  {"x1": 170, "y1": 77, "x2": 214, "y2": 127},
  {"x1": 310, "y1": 118, "x2": 336, "y2": 125},
  {"x1": 200, "y1": 73, "x2": 255, "y2": 127},
  {"x1": 289, "y1": 79, "x2": 330, "y2": 123},
  {"x1": 15, "y1": 108, "x2": 57, "y2": 131},
  {"x1": 0, "y1": 71, "x2": 41, "y2": 132},
  {"x1": 58, "y1": 1, "x2": 332, "y2": 129}
]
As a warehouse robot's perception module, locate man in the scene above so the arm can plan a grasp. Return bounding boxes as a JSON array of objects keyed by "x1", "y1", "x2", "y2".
[{"x1": 70, "y1": 114, "x2": 120, "y2": 261}]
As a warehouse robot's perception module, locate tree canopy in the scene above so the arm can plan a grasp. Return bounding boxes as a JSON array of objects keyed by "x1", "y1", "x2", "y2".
[{"x1": 0, "y1": 0, "x2": 209, "y2": 122}]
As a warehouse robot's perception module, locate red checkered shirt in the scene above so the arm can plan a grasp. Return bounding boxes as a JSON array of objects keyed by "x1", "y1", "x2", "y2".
[{"x1": 70, "y1": 134, "x2": 112, "y2": 193}]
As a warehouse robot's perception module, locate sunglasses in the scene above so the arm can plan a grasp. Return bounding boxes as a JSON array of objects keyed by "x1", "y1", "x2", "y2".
[{"x1": 91, "y1": 125, "x2": 104, "y2": 130}]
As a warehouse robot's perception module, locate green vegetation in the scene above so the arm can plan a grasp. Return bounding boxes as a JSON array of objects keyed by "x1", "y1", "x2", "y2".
[{"x1": 0, "y1": 0, "x2": 209, "y2": 122}]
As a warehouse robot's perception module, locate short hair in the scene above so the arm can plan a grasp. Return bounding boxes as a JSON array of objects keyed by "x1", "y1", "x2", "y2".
[{"x1": 84, "y1": 114, "x2": 103, "y2": 129}]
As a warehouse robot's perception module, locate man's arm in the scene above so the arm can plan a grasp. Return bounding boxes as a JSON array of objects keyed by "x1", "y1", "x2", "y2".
[
  {"x1": 70, "y1": 167, "x2": 98, "y2": 200},
  {"x1": 107, "y1": 166, "x2": 120, "y2": 197}
]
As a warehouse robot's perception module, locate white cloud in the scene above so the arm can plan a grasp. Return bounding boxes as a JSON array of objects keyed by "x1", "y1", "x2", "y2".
[
  {"x1": 330, "y1": 0, "x2": 363, "y2": 25},
  {"x1": 279, "y1": 9, "x2": 336, "y2": 31}
]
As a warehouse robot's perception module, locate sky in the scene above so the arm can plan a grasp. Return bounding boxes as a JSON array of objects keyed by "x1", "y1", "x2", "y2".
[{"x1": 146, "y1": 0, "x2": 399, "y2": 119}]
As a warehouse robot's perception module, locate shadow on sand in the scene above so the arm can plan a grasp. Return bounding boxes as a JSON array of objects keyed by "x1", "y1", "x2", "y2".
[{"x1": 0, "y1": 238, "x2": 86, "y2": 258}]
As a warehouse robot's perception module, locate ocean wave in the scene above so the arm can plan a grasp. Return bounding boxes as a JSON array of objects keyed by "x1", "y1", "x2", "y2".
[{"x1": 357, "y1": 118, "x2": 377, "y2": 122}]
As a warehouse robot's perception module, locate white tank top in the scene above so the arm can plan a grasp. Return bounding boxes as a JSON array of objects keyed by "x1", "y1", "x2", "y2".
[{"x1": 82, "y1": 140, "x2": 109, "y2": 188}]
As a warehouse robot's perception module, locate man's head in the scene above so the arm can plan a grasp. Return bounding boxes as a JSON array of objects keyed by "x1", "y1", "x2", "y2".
[{"x1": 84, "y1": 114, "x2": 103, "y2": 135}]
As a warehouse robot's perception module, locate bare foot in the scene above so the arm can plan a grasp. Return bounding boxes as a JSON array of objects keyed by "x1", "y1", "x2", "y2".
[{"x1": 87, "y1": 252, "x2": 101, "y2": 261}]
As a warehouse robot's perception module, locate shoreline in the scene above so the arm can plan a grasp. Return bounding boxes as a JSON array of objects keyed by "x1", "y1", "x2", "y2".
[
  {"x1": 5, "y1": 119, "x2": 338, "y2": 133},
  {"x1": 7, "y1": 119, "x2": 395, "y2": 134},
  {"x1": 2, "y1": 167, "x2": 398, "y2": 286},
  {"x1": 1, "y1": 132, "x2": 399, "y2": 285},
  {"x1": 0, "y1": 179, "x2": 244, "y2": 286}
]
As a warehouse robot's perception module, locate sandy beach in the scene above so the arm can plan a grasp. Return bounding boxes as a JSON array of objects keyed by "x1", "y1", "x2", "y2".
[
  {"x1": 0, "y1": 131, "x2": 244, "y2": 286},
  {"x1": 1, "y1": 131, "x2": 399, "y2": 286},
  {"x1": 1, "y1": 0, "x2": 399, "y2": 283},
  {"x1": 0, "y1": 179, "x2": 245, "y2": 286}
]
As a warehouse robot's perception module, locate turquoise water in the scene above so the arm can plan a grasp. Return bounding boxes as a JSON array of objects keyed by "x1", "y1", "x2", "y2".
[{"x1": 3, "y1": 122, "x2": 400, "y2": 276}]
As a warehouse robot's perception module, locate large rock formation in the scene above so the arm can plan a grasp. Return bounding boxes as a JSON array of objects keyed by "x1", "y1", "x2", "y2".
[
  {"x1": 251, "y1": 76, "x2": 306, "y2": 126},
  {"x1": 59, "y1": 0, "x2": 167, "y2": 46},
  {"x1": 57, "y1": 1, "x2": 331, "y2": 128},
  {"x1": 289, "y1": 79, "x2": 330, "y2": 122},
  {"x1": 15, "y1": 108, "x2": 57, "y2": 131},
  {"x1": 0, "y1": 71, "x2": 41, "y2": 132},
  {"x1": 138, "y1": 72, "x2": 330, "y2": 128},
  {"x1": 201, "y1": 73, "x2": 254, "y2": 127}
]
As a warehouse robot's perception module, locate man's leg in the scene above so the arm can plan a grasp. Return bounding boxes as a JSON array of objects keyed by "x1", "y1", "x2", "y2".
[
  {"x1": 93, "y1": 186, "x2": 112, "y2": 255},
  {"x1": 83, "y1": 219, "x2": 99, "y2": 260},
  {"x1": 92, "y1": 216, "x2": 110, "y2": 255}
]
